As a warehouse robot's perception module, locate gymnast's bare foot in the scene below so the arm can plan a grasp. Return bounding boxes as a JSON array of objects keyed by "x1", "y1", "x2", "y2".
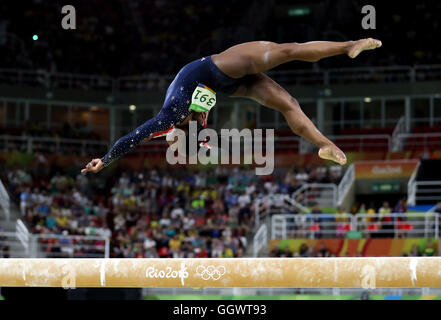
[
  {"x1": 347, "y1": 38, "x2": 382, "y2": 59},
  {"x1": 318, "y1": 144, "x2": 347, "y2": 166}
]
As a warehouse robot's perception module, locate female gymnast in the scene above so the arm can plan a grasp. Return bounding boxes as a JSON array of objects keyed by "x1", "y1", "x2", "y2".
[{"x1": 81, "y1": 38, "x2": 382, "y2": 173}]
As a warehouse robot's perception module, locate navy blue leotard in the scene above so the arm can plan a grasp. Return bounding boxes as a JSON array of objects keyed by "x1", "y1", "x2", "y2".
[{"x1": 101, "y1": 56, "x2": 242, "y2": 167}]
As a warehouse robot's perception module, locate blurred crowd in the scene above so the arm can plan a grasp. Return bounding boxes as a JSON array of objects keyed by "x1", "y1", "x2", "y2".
[
  {"x1": 3, "y1": 164, "x2": 343, "y2": 258},
  {"x1": 0, "y1": 0, "x2": 440, "y2": 78}
]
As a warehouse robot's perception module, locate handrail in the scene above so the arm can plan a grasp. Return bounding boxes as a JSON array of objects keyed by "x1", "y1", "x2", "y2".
[
  {"x1": 407, "y1": 161, "x2": 421, "y2": 206},
  {"x1": 0, "y1": 180, "x2": 10, "y2": 221},
  {"x1": 398, "y1": 132, "x2": 441, "y2": 138},
  {"x1": 0, "y1": 134, "x2": 109, "y2": 155},
  {"x1": 395, "y1": 132, "x2": 441, "y2": 151},
  {"x1": 255, "y1": 194, "x2": 310, "y2": 230},
  {"x1": 391, "y1": 116, "x2": 406, "y2": 152},
  {"x1": 0, "y1": 134, "x2": 108, "y2": 145},
  {"x1": 16, "y1": 219, "x2": 30, "y2": 254},
  {"x1": 337, "y1": 164, "x2": 355, "y2": 206},
  {"x1": 1, "y1": 64, "x2": 441, "y2": 92},
  {"x1": 253, "y1": 224, "x2": 268, "y2": 257},
  {"x1": 328, "y1": 134, "x2": 391, "y2": 151},
  {"x1": 292, "y1": 183, "x2": 338, "y2": 208},
  {"x1": 0, "y1": 227, "x2": 110, "y2": 258},
  {"x1": 271, "y1": 212, "x2": 440, "y2": 239},
  {"x1": 412, "y1": 181, "x2": 441, "y2": 204},
  {"x1": 1, "y1": 130, "x2": 441, "y2": 156}
]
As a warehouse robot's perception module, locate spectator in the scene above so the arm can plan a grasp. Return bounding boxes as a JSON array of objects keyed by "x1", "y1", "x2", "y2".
[
  {"x1": 318, "y1": 242, "x2": 330, "y2": 257},
  {"x1": 299, "y1": 244, "x2": 309, "y2": 257},
  {"x1": 295, "y1": 169, "x2": 309, "y2": 182},
  {"x1": 310, "y1": 204, "x2": 323, "y2": 224},
  {"x1": 280, "y1": 247, "x2": 293, "y2": 257},
  {"x1": 19, "y1": 187, "x2": 31, "y2": 216},
  {"x1": 307, "y1": 244, "x2": 316, "y2": 257},
  {"x1": 379, "y1": 201, "x2": 394, "y2": 237},
  {"x1": 408, "y1": 244, "x2": 421, "y2": 257},
  {"x1": 379, "y1": 201, "x2": 391, "y2": 215},
  {"x1": 237, "y1": 191, "x2": 251, "y2": 225},
  {"x1": 394, "y1": 198, "x2": 407, "y2": 213},
  {"x1": 357, "y1": 203, "x2": 367, "y2": 214},
  {"x1": 422, "y1": 239, "x2": 436, "y2": 256}
]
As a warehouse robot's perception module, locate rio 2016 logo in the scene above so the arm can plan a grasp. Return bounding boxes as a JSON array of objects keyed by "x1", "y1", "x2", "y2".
[
  {"x1": 145, "y1": 263, "x2": 189, "y2": 286},
  {"x1": 144, "y1": 264, "x2": 227, "y2": 285}
]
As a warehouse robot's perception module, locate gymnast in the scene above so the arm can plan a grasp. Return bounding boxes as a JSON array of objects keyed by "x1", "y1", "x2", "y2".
[{"x1": 81, "y1": 38, "x2": 382, "y2": 173}]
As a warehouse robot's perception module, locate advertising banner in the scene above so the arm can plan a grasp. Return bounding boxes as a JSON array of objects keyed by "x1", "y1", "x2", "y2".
[{"x1": 354, "y1": 160, "x2": 419, "y2": 179}]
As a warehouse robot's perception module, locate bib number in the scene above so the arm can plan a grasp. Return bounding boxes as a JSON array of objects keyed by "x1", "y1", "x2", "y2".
[{"x1": 189, "y1": 84, "x2": 216, "y2": 112}]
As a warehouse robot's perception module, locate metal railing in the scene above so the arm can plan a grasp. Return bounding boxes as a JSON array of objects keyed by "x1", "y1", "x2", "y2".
[
  {"x1": 271, "y1": 212, "x2": 439, "y2": 240},
  {"x1": 292, "y1": 183, "x2": 338, "y2": 208},
  {"x1": 0, "y1": 231, "x2": 26, "y2": 257},
  {"x1": 0, "y1": 69, "x2": 116, "y2": 91},
  {"x1": 264, "y1": 65, "x2": 441, "y2": 87},
  {"x1": 396, "y1": 132, "x2": 441, "y2": 151},
  {"x1": 252, "y1": 224, "x2": 268, "y2": 257},
  {"x1": 0, "y1": 135, "x2": 108, "y2": 155},
  {"x1": 411, "y1": 181, "x2": 441, "y2": 205},
  {"x1": 297, "y1": 134, "x2": 391, "y2": 154},
  {"x1": 254, "y1": 194, "x2": 310, "y2": 230},
  {"x1": 34, "y1": 233, "x2": 109, "y2": 258},
  {"x1": 0, "y1": 179, "x2": 10, "y2": 221},
  {"x1": 355, "y1": 213, "x2": 439, "y2": 238},
  {"x1": 391, "y1": 116, "x2": 406, "y2": 152},
  {"x1": 1, "y1": 129, "x2": 440, "y2": 157},
  {"x1": 116, "y1": 74, "x2": 174, "y2": 92},
  {"x1": 0, "y1": 129, "x2": 439, "y2": 159},
  {"x1": 331, "y1": 134, "x2": 391, "y2": 151},
  {"x1": 271, "y1": 213, "x2": 354, "y2": 239},
  {"x1": 337, "y1": 164, "x2": 355, "y2": 206},
  {"x1": 0, "y1": 229, "x2": 110, "y2": 258},
  {"x1": 1, "y1": 65, "x2": 441, "y2": 93},
  {"x1": 407, "y1": 163, "x2": 420, "y2": 206},
  {"x1": 16, "y1": 219, "x2": 30, "y2": 254}
]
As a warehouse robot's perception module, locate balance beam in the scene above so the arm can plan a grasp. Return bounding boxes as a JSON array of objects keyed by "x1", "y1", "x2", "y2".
[{"x1": 0, "y1": 257, "x2": 440, "y2": 288}]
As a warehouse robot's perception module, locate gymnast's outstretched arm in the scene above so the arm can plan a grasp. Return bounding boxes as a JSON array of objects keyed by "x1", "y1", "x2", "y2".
[{"x1": 81, "y1": 111, "x2": 176, "y2": 173}]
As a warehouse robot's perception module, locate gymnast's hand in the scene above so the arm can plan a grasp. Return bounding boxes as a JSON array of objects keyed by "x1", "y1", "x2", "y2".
[
  {"x1": 81, "y1": 158, "x2": 104, "y2": 173},
  {"x1": 318, "y1": 144, "x2": 347, "y2": 166}
]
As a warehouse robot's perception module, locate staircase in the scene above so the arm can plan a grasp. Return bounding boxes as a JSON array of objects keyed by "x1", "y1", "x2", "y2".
[
  {"x1": 0, "y1": 217, "x2": 31, "y2": 258},
  {"x1": 409, "y1": 160, "x2": 441, "y2": 205},
  {"x1": 0, "y1": 231, "x2": 30, "y2": 258},
  {"x1": 249, "y1": 194, "x2": 306, "y2": 257},
  {"x1": 0, "y1": 179, "x2": 31, "y2": 257},
  {"x1": 292, "y1": 183, "x2": 338, "y2": 208},
  {"x1": 246, "y1": 218, "x2": 270, "y2": 257},
  {"x1": 0, "y1": 213, "x2": 31, "y2": 257}
]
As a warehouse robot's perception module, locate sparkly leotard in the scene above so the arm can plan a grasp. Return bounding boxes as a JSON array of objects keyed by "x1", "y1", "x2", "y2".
[{"x1": 101, "y1": 56, "x2": 242, "y2": 167}]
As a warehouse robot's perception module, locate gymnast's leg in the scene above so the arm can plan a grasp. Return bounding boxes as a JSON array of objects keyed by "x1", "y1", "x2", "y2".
[
  {"x1": 231, "y1": 73, "x2": 347, "y2": 165},
  {"x1": 211, "y1": 38, "x2": 382, "y2": 78}
]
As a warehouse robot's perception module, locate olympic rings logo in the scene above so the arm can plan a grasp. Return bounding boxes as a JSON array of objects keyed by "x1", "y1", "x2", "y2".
[{"x1": 195, "y1": 265, "x2": 226, "y2": 281}]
